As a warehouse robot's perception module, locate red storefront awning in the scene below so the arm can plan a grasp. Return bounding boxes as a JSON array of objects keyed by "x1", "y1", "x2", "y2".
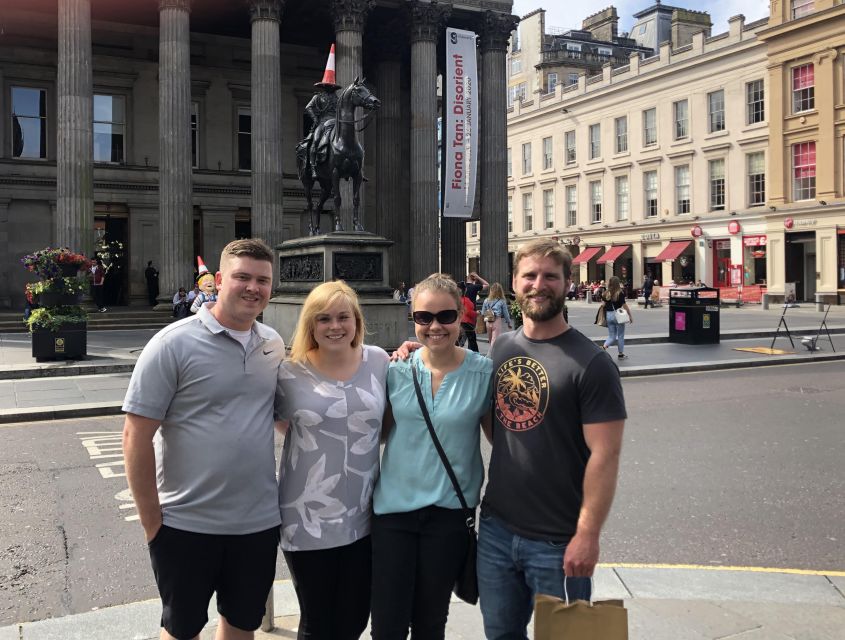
[
  {"x1": 654, "y1": 240, "x2": 692, "y2": 262},
  {"x1": 596, "y1": 244, "x2": 630, "y2": 265},
  {"x1": 571, "y1": 246, "x2": 603, "y2": 265}
]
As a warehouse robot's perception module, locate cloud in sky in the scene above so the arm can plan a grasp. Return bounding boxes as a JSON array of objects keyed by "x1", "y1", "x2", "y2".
[{"x1": 510, "y1": 0, "x2": 770, "y2": 35}]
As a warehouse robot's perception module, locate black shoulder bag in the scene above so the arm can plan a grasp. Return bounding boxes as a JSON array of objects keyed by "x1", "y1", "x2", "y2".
[{"x1": 411, "y1": 366, "x2": 479, "y2": 605}]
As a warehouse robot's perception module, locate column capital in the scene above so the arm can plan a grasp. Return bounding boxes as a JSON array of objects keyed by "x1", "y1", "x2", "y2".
[
  {"x1": 159, "y1": 0, "x2": 191, "y2": 11},
  {"x1": 330, "y1": 0, "x2": 375, "y2": 33},
  {"x1": 479, "y1": 11, "x2": 518, "y2": 53},
  {"x1": 247, "y1": 0, "x2": 283, "y2": 22},
  {"x1": 408, "y1": 0, "x2": 451, "y2": 43}
]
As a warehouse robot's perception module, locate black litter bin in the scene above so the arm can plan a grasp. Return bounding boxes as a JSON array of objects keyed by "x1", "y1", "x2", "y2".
[{"x1": 668, "y1": 287, "x2": 720, "y2": 344}]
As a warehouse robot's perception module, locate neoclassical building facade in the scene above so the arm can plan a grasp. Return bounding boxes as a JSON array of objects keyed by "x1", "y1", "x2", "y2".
[
  {"x1": 473, "y1": 1, "x2": 845, "y2": 304},
  {"x1": 0, "y1": 0, "x2": 516, "y2": 309}
]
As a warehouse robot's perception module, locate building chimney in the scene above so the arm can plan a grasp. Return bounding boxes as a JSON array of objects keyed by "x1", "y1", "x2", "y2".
[
  {"x1": 671, "y1": 8, "x2": 712, "y2": 49},
  {"x1": 582, "y1": 6, "x2": 619, "y2": 42}
]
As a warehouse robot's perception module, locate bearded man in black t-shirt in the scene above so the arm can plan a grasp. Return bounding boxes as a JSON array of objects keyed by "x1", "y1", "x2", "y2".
[{"x1": 478, "y1": 238, "x2": 627, "y2": 639}]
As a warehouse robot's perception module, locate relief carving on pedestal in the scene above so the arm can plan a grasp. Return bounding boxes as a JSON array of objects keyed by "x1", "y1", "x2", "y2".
[
  {"x1": 280, "y1": 254, "x2": 324, "y2": 281},
  {"x1": 333, "y1": 253, "x2": 382, "y2": 281}
]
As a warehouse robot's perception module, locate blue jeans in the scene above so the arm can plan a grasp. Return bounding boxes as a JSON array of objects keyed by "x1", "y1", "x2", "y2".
[
  {"x1": 604, "y1": 312, "x2": 626, "y2": 354},
  {"x1": 477, "y1": 512, "x2": 591, "y2": 640}
]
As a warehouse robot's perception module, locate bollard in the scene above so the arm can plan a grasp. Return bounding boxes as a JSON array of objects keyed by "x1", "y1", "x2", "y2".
[
  {"x1": 261, "y1": 590, "x2": 274, "y2": 631},
  {"x1": 815, "y1": 293, "x2": 824, "y2": 312},
  {"x1": 761, "y1": 293, "x2": 769, "y2": 310}
]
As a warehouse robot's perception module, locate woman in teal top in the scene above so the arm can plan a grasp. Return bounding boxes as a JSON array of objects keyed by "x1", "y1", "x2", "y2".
[{"x1": 371, "y1": 273, "x2": 493, "y2": 639}]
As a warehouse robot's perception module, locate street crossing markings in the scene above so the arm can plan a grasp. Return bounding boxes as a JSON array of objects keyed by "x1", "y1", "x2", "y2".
[{"x1": 77, "y1": 431, "x2": 138, "y2": 521}]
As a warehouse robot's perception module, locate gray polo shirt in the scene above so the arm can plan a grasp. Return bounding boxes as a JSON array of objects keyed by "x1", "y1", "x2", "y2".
[{"x1": 123, "y1": 304, "x2": 284, "y2": 535}]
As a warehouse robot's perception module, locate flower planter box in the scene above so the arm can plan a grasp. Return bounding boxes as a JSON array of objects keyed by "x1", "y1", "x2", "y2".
[
  {"x1": 37, "y1": 291, "x2": 81, "y2": 307},
  {"x1": 32, "y1": 322, "x2": 88, "y2": 362}
]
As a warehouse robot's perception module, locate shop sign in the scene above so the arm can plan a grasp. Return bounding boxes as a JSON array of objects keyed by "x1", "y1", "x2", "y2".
[
  {"x1": 784, "y1": 218, "x2": 794, "y2": 229},
  {"x1": 728, "y1": 220, "x2": 741, "y2": 235},
  {"x1": 641, "y1": 232, "x2": 661, "y2": 241},
  {"x1": 743, "y1": 235, "x2": 767, "y2": 246},
  {"x1": 691, "y1": 225, "x2": 703, "y2": 238},
  {"x1": 796, "y1": 218, "x2": 817, "y2": 227},
  {"x1": 715, "y1": 240, "x2": 731, "y2": 250}
]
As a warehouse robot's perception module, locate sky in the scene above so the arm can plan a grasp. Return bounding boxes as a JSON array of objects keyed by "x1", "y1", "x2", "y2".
[{"x1": 509, "y1": 0, "x2": 771, "y2": 35}]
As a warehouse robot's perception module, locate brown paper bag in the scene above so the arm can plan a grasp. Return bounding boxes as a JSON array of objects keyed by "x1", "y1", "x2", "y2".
[
  {"x1": 476, "y1": 314, "x2": 486, "y2": 334},
  {"x1": 534, "y1": 593, "x2": 628, "y2": 640}
]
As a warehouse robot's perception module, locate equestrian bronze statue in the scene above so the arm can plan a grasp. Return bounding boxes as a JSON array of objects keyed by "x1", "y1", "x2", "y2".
[{"x1": 296, "y1": 46, "x2": 380, "y2": 234}]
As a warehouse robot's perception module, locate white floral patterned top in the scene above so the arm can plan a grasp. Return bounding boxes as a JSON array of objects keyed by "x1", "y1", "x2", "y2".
[{"x1": 275, "y1": 345, "x2": 389, "y2": 551}]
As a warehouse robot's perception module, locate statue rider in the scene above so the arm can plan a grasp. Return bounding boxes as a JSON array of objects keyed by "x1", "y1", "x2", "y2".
[{"x1": 304, "y1": 44, "x2": 341, "y2": 180}]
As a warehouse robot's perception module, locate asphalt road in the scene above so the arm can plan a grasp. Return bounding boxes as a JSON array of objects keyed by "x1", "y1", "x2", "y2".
[{"x1": 1, "y1": 361, "x2": 843, "y2": 625}]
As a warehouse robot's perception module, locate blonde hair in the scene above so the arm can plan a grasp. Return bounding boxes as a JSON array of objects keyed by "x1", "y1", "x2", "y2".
[
  {"x1": 289, "y1": 281, "x2": 366, "y2": 362},
  {"x1": 411, "y1": 273, "x2": 462, "y2": 311},
  {"x1": 513, "y1": 238, "x2": 572, "y2": 280},
  {"x1": 603, "y1": 276, "x2": 623, "y2": 302},
  {"x1": 488, "y1": 282, "x2": 506, "y2": 301}
]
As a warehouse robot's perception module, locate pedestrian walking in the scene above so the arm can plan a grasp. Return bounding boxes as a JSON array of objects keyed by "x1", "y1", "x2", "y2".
[
  {"x1": 642, "y1": 273, "x2": 654, "y2": 309},
  {"x1": 90, "y1": 257, "x2": 107, "y2": 312},
  {"x1": 601, "y1": 275, "x2": 633, "y2": 360},
  {"x1": 144, "y1": 260, "x2": 159, "y2": 306},
  {"x1": 458, "y1": 281, "x2": 479, "y2": 352},
  {"x1": 122, "y1": 239, "x2": 283, "y2": 640},
  {"x1": 275, "y1": 280, "x2": 389, "y2": 640},
  {"x1": 371, "y1": 273, "x2": 493, "y2": 639},
  {"x1": 478, "y1": 238, "x2": 627, "y2": 638},
  {"x1": 481, "y1": 282, "x2": 512, "y2": 349}
]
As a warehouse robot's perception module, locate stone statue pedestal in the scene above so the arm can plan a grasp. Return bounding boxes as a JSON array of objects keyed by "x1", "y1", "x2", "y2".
[{"x1": 263, "y1": 232, "x2": 409, "y2": 351}]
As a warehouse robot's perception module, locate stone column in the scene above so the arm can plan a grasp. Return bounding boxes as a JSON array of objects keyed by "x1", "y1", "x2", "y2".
[
  {"x1": 374, "y1": 20, "x2": 407, "y2": 286},
  {"x1": 331, "y1": 0, "x2": 374, "y2": 232},
  {"x1": 249, "y1": 0, "x2": 285, "y2": 249},
  {"x1": 479, "y1": 12, "x2": 518, "y2": 287},
  {"x1": 56, "y1": 0, "x2": 94, "y2": 257},
  {"x1": 0, "y1": 198, "x2": 11, "y2": 308},
  {"x1": 157, "y1": 0, "x2": 193, "y2": 307},
  {"x1": 408, "y1": 0, "x2": 451, "y2": 286}
]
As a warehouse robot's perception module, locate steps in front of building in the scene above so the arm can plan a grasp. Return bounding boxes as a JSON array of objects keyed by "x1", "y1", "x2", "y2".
[{"x1": 1, "y1": 309, "x2": 175, "y2": 333}]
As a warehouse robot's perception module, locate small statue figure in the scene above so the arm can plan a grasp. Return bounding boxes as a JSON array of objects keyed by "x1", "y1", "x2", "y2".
[{"x1": 303, "y1": 45, "x2": 341, "y2": 180}]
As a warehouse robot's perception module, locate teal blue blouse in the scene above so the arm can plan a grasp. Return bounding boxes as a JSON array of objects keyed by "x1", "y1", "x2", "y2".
[{"x1": 374, "y1": 349, "x2": 494, "y2": 514}]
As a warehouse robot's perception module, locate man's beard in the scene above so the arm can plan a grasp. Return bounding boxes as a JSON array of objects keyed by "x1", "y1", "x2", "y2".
[{"x1": 517, "y1": 289, "x2": 566, "y2": 322}]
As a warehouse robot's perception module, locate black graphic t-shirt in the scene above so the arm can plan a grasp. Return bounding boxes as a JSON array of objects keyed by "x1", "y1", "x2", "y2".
[{"x1": 482, "y1": 326, "x2": 627, "y2": 543}]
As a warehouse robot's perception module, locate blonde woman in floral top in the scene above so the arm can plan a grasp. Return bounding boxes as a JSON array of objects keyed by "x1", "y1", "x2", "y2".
[{"x1": 275, "y1": 280, "x2": 389, "y2": 640}]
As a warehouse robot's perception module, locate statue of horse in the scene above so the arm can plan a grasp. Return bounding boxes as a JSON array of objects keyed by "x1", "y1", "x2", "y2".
[{"x1": 296, "y1": 78, "x2": 381, "y2": 235}]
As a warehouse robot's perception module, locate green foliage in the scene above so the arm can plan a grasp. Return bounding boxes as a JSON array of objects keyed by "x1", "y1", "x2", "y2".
[{"x1": 25, "y1": 306, "x2": 88, "y2": 333}]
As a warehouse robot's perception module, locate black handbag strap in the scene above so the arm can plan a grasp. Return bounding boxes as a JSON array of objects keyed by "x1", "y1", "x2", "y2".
[{"x1": 411, "y1": 365, "x2": 475, "y2": 530}]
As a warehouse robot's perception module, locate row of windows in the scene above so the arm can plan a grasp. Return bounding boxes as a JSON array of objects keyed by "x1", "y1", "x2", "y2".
[
  {"x1": 504, "y1": 143, "x2": 817, "y2": 233},
  {"x1": 509, "y1": 80, "x2": 768, "y2": 175},
  {"x1": 9, "y1": 86, "x2": 254, "y2": 170}
]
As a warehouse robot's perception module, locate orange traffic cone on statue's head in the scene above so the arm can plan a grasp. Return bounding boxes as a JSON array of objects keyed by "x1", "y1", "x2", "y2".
[{"x1": 315, "y1": 44, "x2": 341, "y2": 90}]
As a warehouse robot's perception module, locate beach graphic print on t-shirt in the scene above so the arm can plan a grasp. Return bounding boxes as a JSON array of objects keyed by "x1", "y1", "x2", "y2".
[{"x1": 494, "y1": 357, "x2": 550, "y2": 431}]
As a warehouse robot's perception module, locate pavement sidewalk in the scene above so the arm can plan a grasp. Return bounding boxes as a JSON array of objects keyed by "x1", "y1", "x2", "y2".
[
  {"x1": 3, "y1": 566, "x2": 843, "y2": 639},
  {"x1": 2, "y1": 303, "x2": 844, "y2": 423}
]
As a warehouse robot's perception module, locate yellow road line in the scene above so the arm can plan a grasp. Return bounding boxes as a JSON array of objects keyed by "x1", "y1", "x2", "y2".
[{"x1": 600, "y1": 562, "x2": 845, "y2": 577}]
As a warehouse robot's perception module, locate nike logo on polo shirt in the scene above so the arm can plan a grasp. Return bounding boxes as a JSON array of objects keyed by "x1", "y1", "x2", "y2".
[{"x1": 263, "y1": 349, "x2": 273, "y2": 355}]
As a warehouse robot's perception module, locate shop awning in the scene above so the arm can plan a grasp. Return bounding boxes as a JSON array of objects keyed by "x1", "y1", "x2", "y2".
[
  {"x1": 654, "y1": 240, "x2": 692, "y2": 262},
  {"x1": 596, "y1": 244, "x2": 630, "y2": 265},
  {"x1": 570, "y1": 246, "x2": 603, "y2": 265}
]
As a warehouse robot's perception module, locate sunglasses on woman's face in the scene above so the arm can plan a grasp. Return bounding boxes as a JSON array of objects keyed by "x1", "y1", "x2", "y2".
[{"x1": 412, "y1": 309, "x2": 459, "y2": 326}]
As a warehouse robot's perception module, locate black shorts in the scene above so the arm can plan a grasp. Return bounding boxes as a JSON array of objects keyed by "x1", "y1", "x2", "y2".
[{"x1": 148, "y1": 524, "x2": 279, "y2": 640}]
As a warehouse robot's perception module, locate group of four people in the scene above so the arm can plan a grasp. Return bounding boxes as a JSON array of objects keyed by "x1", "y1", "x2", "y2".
[{"x1": 123, "y1": 237, "x2": 627, "y2": 640}]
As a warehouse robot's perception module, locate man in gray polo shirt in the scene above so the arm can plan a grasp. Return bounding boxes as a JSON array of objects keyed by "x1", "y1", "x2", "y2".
[{"x1": 123, "y1": 238, "x2": 283, "y2": 640}]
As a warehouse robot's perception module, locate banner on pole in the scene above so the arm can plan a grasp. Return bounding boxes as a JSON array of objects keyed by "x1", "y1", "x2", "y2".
[{"x1": 443, "y1": 28, "x2": 478, "y2": 219}]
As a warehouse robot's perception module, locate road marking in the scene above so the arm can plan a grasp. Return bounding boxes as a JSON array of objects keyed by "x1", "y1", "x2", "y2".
[
  {"x1": 601, "y1": 562, "x2": 845, "y2": 577},
  {"x1": 78, "y1": 431, "x2": 137, "y2": 521}
]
